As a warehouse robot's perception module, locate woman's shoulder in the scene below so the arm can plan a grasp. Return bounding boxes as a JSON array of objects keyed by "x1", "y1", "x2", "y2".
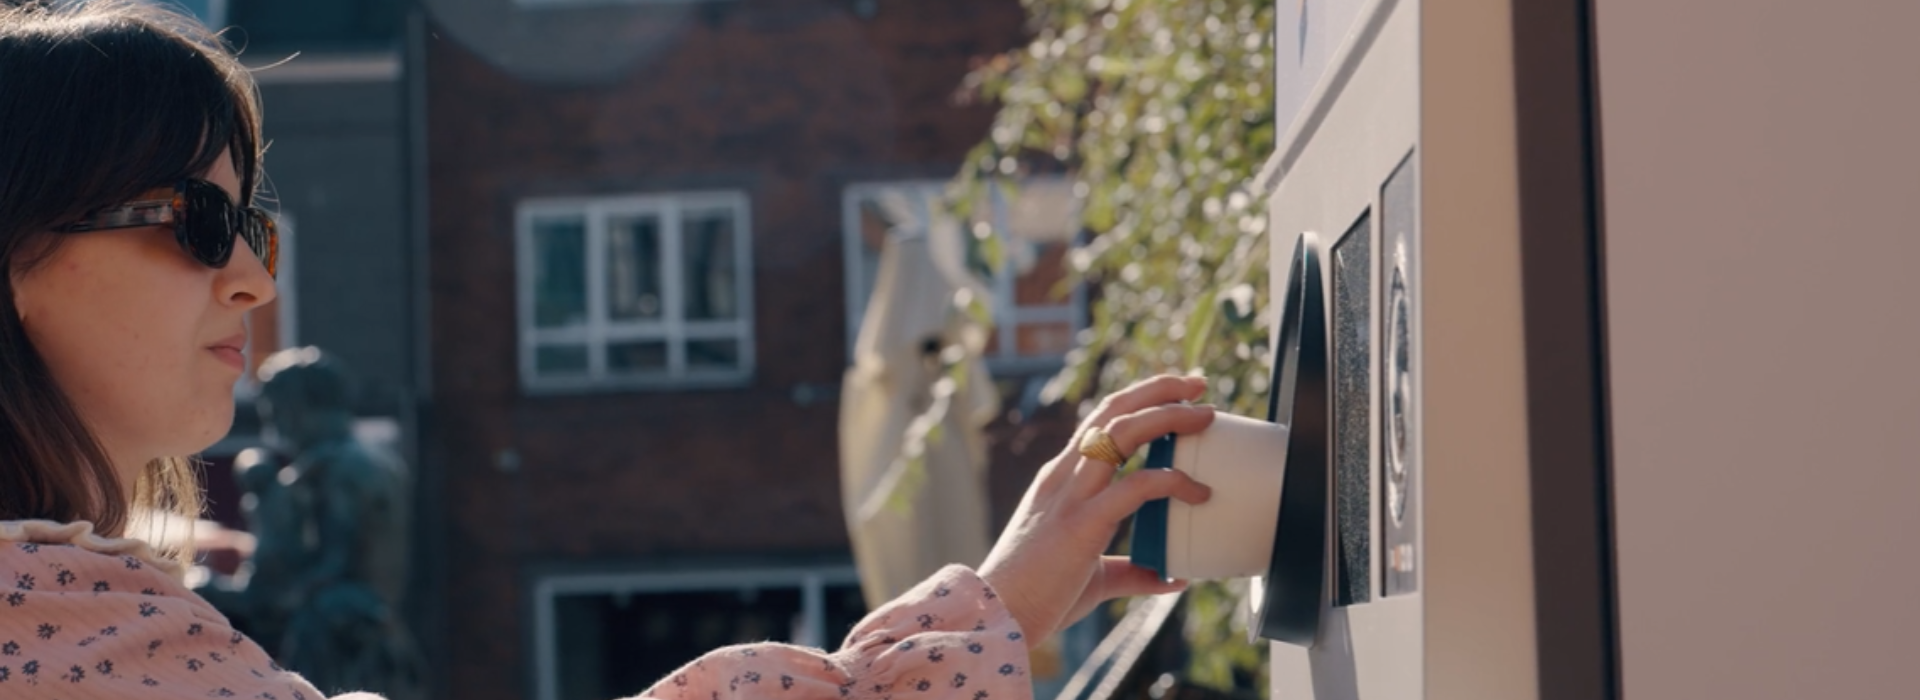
[
  {"x1": 0, "y1": 519, "x2": 184, "y2": 577},
  {"x1": 0, "y1": 521, "x2": 320, "y2": 698},
  {"x1": 0, "y1": 519, "x2": 201, "y2": 609}
]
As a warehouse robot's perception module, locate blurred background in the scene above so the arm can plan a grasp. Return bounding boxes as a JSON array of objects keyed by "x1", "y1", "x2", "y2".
[{"x1": 156, "y1": 1, "x2": 1279, "y2": 700}]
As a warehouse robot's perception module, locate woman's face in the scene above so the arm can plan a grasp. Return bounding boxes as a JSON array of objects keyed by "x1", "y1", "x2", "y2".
[{"x1": 11, "y1": 151, "x2": 276, "y2": 482}]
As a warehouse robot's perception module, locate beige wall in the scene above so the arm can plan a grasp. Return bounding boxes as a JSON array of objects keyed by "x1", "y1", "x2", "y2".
[
  {"x1": 1273, "y1": 0, "x2": 1371, "y2": 142},
  {"x1": 1596, "y1": 1, "x2": 1920, "y2": 697}
]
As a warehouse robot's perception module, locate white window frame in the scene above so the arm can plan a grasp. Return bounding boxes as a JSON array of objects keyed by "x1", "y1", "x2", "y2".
[
  {"x1": 841, "y1": 180, "x2": 1087, "y2": 375},
  {"x1": 531, "y1": 565, "x2": 860, "y2": 700},
  {"x1": 516, "y1": 191, "x2": 755, "y2": 393}
]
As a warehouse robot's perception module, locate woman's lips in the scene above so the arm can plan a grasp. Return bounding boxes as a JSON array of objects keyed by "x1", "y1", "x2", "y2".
[{"x1": 209, "y1": 334, "x2": 247, "y2": 371}]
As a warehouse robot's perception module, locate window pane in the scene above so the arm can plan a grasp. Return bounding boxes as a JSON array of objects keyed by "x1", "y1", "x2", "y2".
[
  {"x1": 682, "y1": 209, "x2": 739, "y2": 321},
  {"x1": 1015, "y1": 321, "x2": 1075, "y2": 357},
  {"x1": 686, "y1": 338, "x2": 740, "y2": 369},
  {"x1": 608, "y1": 340, "x2": 668, "y2": 372},
  {"x1": 821, "y1": 584, "x2": 870, "y2": 652},
  {"x1": 533, "y1": 218, "x2": 588, "y2": 329},
  {"x1": 554, "y1": 588, "x2": 804, "y2": 700},
  {"x1": 553, "y1": 593, "x2": 612, "y2": 700},
  {"x1": 607, "y1": 215, "x2": 664, "y2": 321},
  {"x1": 536, "y1": 345, "x2": 588, "y2": 375},
  {"x1": 1014, "y1": 242, "x2": 1071, "y2": 306}
]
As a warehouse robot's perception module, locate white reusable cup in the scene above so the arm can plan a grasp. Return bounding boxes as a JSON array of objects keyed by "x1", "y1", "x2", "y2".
[{"x1": 1130, "y1": 412, "x2": 1290, "y2": 580}]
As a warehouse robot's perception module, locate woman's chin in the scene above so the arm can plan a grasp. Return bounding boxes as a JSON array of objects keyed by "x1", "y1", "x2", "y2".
[{"x1": 178, "y1": 400, "x2": 238, "y2": 456}]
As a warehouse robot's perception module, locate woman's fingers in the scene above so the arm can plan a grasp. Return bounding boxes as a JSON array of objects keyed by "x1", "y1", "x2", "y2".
[
  {"x1": 1104, "y1": 403, "x2": 1216, "y2": 454},
  {"x1": 1086, "y1": 465, "x2": 1213, "y2": 526},
  {"x1": 1064, "y1": 558, "x2": 1187, "y2": 627},
  {"x1": 1071, "y1": 403, "x2": 1216, "y2": 483},
  {"x1": 1097, "y1": 556, "x2": 1186, "y2": 598},
  {"x1": 1081, "y1": 374, "x2": 1207, "y2": 435},
  {"x1": 981, "y1": 374, "x2": 1217, "y2": 648}
]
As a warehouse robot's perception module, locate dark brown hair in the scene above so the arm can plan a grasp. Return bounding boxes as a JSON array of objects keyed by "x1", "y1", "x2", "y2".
[{"x1": 0, "y1": 0, "x2": 264, "y2": 542}]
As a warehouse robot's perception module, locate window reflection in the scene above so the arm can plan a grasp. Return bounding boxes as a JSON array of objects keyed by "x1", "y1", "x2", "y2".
[
  {"x1": 607, "y1": 215, "x2": 664, "y2": 321},
  {"x1": 682, "y1": 210, "x2": 738, "y2": 321}
]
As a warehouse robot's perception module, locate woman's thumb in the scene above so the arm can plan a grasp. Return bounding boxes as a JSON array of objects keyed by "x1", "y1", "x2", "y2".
[{"x1": 1096, "y1": 556, "x2": 1187, "y2": 600}]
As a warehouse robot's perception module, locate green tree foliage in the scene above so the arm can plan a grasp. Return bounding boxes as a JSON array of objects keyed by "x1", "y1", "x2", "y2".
[{"x1": 946, "y1": 0, "x2": 1278, "y2": 694}]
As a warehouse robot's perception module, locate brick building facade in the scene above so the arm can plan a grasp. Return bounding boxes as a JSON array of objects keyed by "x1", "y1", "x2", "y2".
[{"x1": 420, "y1": 2, "x2": 1077, "y2": 699}]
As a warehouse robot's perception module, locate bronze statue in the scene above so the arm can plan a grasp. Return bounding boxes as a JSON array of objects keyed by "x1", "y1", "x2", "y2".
[
  {"x1": 196, "y1": 445, "x2": 303, "y2": 652},
  {"x1": 201, "y1": 347, "x2": 424, "y2": 700}
]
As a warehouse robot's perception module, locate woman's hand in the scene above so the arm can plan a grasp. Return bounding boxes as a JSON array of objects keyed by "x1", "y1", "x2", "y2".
[{"x1": 979, "y1": 374, "x2": 1216, "y2": 648}]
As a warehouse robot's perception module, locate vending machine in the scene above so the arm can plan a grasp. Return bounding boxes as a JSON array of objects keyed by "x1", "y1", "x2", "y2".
[
  {"x1": 1131, "y1": 0, "x2": 1920, "y2": 698},
  {"x1": 1260, "y1": 0, "x2": 1612, "y2": 696}
]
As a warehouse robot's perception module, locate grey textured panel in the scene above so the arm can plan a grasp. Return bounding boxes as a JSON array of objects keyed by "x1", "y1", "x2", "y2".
[{"x1": 1332, "y1": 211, "x2": 1373, "y2": 608}]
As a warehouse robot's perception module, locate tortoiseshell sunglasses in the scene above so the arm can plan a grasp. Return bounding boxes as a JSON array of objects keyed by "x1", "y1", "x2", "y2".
[{"x1": 56, "y1": 178, "x2": 278, "y2": 278}]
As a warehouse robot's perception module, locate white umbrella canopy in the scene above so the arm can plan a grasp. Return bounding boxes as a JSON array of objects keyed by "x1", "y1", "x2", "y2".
[{"x1": 838, "y1": 192, "x2": 998, "y2": 608}]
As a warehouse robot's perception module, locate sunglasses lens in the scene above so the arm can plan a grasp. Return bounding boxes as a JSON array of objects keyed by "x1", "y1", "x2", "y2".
[
  {"x1": 245, "y1": 210, "x2": 278, "y2": 278},
  {"x1": 173, "y1": 180, "x2": 279, "y2": 278},
  {"x1": 176, "y1": 181, "x2": 235, "y2": 269}
]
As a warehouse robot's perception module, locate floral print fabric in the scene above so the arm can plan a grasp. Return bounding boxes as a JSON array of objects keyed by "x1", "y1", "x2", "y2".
[
  {"x1": 0, "y1": 521, "x2": 1032, "y2": 700},
  {"x1": 0, "y1": 520, "x2": 329, "y2": 699},
  {"x1": 635, "y1": 566, "x2": 1032, "y2": 700}
]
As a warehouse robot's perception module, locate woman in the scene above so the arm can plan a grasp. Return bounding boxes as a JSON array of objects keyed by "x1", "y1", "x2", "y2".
[{"x1": 0, "y1": 3, "x2": 1217, "y2": 699}]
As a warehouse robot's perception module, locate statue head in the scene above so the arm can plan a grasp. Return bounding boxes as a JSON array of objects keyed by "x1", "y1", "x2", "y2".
[
  {"x1": 232, "y1": 447, "x2": 282, "y2": 497},
  {"x1": 255, "y1": 347, "x2": 354, "y2": 450}
]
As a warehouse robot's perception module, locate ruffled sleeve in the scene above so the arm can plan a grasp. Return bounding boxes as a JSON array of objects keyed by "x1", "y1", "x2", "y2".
[{"x1": 636, "y1": 565, "x2": 1033, "y2": 700}]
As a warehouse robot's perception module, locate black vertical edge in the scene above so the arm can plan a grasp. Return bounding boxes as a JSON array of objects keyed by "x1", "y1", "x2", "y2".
[
  {"x1": 402, "y1": 5, "x2": 446, "y2": 700},
  {"x1": 1258, "y1": 234, "x2": 1328, "y2": 646},
  {"x1": 1510, "y1": 1, "x2": 1619, "y2": 699}
]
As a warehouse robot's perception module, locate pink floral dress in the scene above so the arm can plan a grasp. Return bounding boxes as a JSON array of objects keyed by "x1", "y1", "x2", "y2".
[{"x1": 0, "y1": 520, "x2": 1034, "y2": 700}]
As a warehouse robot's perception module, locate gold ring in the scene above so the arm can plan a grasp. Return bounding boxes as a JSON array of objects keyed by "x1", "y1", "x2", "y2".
[{"x1": 1077, "y1": 427, "x2": 1130, "y2": 465}]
